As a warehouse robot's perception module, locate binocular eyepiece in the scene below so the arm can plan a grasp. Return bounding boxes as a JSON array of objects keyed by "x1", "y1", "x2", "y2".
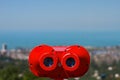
[
  {"x1": 44, "y1": 57, "x2": 53, "y2": 67},
  {"x1": 66, "y1": 58, "x2": 75, "y2": 67},
  {"x1": 28, "y1": 44, "x2": 90, "y2": 79}
]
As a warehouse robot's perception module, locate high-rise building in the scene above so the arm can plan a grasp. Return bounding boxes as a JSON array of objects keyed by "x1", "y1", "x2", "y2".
[{"x1": 1, "y1": 43, "x2": 7, "y2": 55}]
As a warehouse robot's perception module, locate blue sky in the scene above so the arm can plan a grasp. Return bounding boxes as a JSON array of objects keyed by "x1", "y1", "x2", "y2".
[{"x1": 0, "y1": 0, "x2": 120, "y2": 33}]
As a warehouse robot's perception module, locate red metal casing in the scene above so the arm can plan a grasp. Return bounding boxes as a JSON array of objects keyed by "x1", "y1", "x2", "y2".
[{"x1": 28, "y1": 44, "x2": 90, "y2": 80}]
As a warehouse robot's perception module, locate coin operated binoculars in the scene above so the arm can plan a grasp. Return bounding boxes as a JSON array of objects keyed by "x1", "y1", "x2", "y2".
[{"x1": 28, "y1": 44, "x2": 90, "y2": 80}]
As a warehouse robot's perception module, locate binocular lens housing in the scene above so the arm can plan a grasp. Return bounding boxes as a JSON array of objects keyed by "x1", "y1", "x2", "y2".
[{"x1": 29, "y1": 45, "x2": 90, "y2": 79}]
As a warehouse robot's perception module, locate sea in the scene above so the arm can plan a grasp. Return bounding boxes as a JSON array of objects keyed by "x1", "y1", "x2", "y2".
[{"x1": 0, "y1": 31, "x2": 120, "y2": 49}]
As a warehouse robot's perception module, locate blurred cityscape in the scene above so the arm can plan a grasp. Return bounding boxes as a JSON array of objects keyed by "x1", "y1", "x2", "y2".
[{"x1": 0, "y1": 43, "x2": 120, "y2": 80}]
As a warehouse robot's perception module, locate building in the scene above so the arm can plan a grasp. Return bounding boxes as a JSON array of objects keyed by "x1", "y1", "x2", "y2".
[{"x1": 0, "y1": 43, "x2": 8, "y2": 56}]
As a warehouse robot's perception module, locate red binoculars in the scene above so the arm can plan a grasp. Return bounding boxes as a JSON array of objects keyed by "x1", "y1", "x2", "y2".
[{"x1": 28, "y1": 44, "x2": 90, "y2": 80}]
